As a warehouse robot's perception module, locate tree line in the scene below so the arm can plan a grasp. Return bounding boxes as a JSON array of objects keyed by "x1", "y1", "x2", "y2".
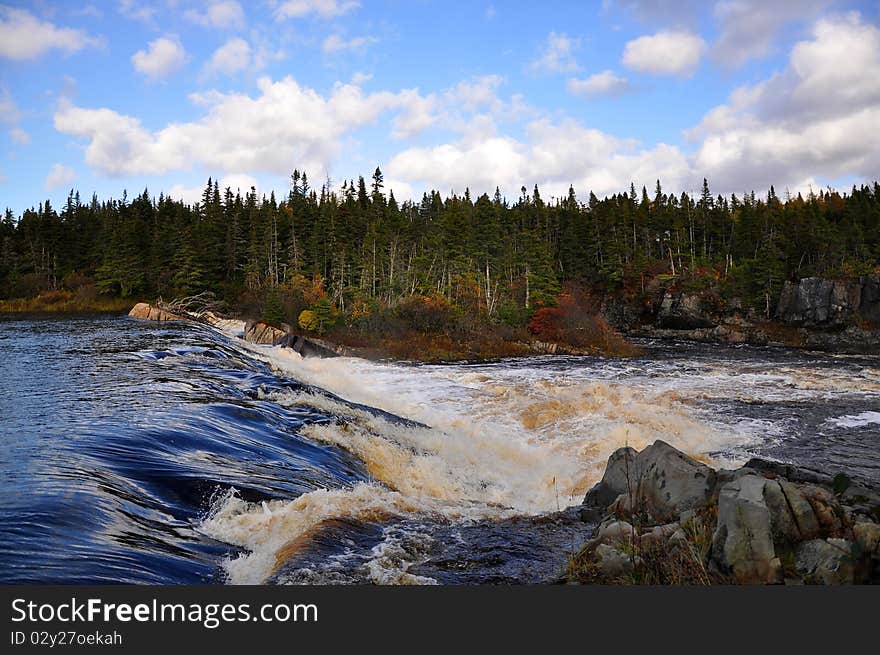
[{"x1": 2, "y1": 168, "x2": 879, "y2": 328}]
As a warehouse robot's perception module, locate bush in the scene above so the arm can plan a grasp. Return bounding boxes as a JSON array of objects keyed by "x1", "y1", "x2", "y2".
[
  {"x1": 298, "y1": 309, "x2": 319, "y2": 332},
  {"x1": 394, "y1": 294, "x2": 452, "y2": 333}
]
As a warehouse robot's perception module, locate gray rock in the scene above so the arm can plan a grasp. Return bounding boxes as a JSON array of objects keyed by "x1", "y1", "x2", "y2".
[
  {"x1": 657, "y1": 291, "x2": 717, "y2": 330},
  {"x1": 583, "y1": 441, "x2": 716, "y2": 520},
  {"x1": 594, "y1": 544, "x2": 636, "y2": 579},
  {"x1": 595, "y1": 520, "x2": 635, "y2": 545},
  {"x1": 795, "y1": 539, "x2": 855, "y2": 585},
  {"x1": 711, "y1": 475, "x2": 782, "y2": 584}
]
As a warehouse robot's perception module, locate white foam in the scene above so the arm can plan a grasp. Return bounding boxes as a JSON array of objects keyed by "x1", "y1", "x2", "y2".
[{"x1": 826, "y1": 411, "x2": 880, "y2": 429}]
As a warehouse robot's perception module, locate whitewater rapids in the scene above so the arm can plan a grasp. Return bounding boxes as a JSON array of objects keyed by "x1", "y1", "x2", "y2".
[{"x1": 199, "y1": 326, "x2": 780, "y2": 584}]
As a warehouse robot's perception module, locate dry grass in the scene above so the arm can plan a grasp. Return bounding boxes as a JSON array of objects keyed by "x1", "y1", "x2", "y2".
[{"x1": 0, "y1": 289, "x2": 132, "y2": 314}]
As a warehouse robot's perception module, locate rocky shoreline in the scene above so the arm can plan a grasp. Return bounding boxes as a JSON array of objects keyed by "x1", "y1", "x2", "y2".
[
  {"x1": 614, "y1": 275, "x2": 880, "y2": 355},
  {"x1": 568, "y1": 441, "x2": 880, "y2": 584}
]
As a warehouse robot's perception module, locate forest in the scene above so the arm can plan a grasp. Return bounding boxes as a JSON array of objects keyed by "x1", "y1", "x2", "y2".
[{"x1": 2, "y1": 169, "x2": 879, "y2": 354}]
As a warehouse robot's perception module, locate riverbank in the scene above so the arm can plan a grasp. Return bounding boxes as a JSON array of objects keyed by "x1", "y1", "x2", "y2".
[{"x1": 0, "y1": 289, "x2": 132, "y2": 315}]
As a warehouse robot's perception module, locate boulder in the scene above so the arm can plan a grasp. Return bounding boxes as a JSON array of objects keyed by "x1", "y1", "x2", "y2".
[
  {"x1": 128, "y1": 303, "x2": 189, "y2": 322},
  {"x1": 585, "y1": 441, "x2": 716, "y2": 521},
  {"x1": 853, "y1": 522, "x2": 880, "y2": 556},
  {"x1": 795, "y1": 539, "x2": 855, "y2": 585},
  {"x1": 711, "y1": 475, "x2": 782, "y2": 584},
  {"x1": 594, "y1": 520, "x2": 635, "y2": 546}
]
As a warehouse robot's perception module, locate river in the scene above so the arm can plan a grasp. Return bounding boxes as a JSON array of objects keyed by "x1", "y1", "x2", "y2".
[{"x1": 1, "y1": 315, "x2": 878, "y2": 584}]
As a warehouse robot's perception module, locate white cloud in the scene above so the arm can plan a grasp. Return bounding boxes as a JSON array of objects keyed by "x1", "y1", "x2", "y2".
[
  {"x1": 9, "y1": 127, "x2": 30, "y2": 145},
  {"x1": 185, "y1": 1, "x2": 245, "y2": 29},
  {"x1": 690, "y1": 12, "x2": 880, "y2": 194},
  {"x1": 322, "y1": 34, "x2": 378, "y2": 54},
  {"x1": 203, "y1": 38, "x2": 252, "y2": 77},
  {"x1": 351, "y1": 71, "x2": 373, "y2": 85},
  {"x1": 528, "y1": 32, "x2": 581, "y2": 74},
  {"x1": 0, "y1": 6, "x2": 100, "y2": 61},
  {"x1": 54, "y1": 76, "x2": 418, "y2": 178},
  {"x1": 387, "y1": 118, "x2": 691, "y2": 200},
  {"x1": 623, "y1": 30, "x2": 705, "y2": 76},
  {"x1": 273, "y1": 0, "x2": 360, "y2": 20},
  {"x1": 118, "y1": 0, "x2": 157, "y2": 23},
  {"x1": 131, "y1": 37, "x2": 188, "y2": 80},
  {"x1": 45, "y1": 163, "x2": 77, "y2": 191},
  {"x1": 567, "y1": 70, "x2": 631, "y2": 97}
]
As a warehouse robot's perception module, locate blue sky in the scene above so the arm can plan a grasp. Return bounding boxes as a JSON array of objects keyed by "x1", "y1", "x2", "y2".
[{"x1": 1, "y1": 0, "x2": 879, "y2": 214}]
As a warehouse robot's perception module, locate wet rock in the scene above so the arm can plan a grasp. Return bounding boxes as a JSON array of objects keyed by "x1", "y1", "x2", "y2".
[
  {"x1": 740, "y1": 458, "x2": 832, "y2": 486},
  {"x1": 711, "y1": 475, "x2": 782, "y2": 584},
  {"x1": 244, "y1": 320, "x2": 289, "y2": 346},
  {"x1": 795, "y1": 538, "x2": 855, "y2": 585}
]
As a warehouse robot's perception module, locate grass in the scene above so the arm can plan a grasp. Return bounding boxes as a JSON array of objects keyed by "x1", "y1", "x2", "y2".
[{"x1": 0, "y1": 289, "x2": 133, "y2": 315}]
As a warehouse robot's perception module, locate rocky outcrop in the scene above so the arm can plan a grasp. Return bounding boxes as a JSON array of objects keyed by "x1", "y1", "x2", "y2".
[
  {"x1": 243, "y1": 320, "x2": 289, "y2": 346},
  {"x1": 776, "y1": 275, "x2": 880, "y2": 327},
  {"x1": 572, "y1": 441, "x2": 880, "y2": 585},
  {"x1": 128, "y1": 302, "x2": 191, "y2": 322},
  {"x1": 656, "y1": 291, "x2": 718, "y2": 330}
]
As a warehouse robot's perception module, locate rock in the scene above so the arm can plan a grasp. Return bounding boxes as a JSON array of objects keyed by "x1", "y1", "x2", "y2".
[
  {"x1": 776, "y1": 277, "x2": 863, "y2": 327},
  {"x1": 801, "y1": 485, "x2": 844, "y2": 535},
  {"x1": 583, "y1": 446, "x2": 638, "y2": 508},
  {"x1": 740, "y1": 458, "x2": 832, "y2": 486},
  {"x1": 244, "y1": 321, "x2": 289, "y2": 346},
  {"x1": 711, "y1": 475, "x2": 782, "y2": 584},
  {"x1": 595, "y1": 520, "x2": 634, "y2": 545},
  {"x1": 584, "y1": 441, "x2": 716, "y2": 521},
  {"x1": 777, "y1": 480, "x2": 821, "y2": 541},
  {"x1": 639, "y1": 522, "x2": 680, "y2": 547},
  {"x1": 594, "y1": 544, "x2": 636, "y2": 579},
  {"x1": 795, "y1": 539, "x2": 855, "y2": 585},
  {"x1": 128, "y1": 302, "x2": 189, "y2": 322},
  {"x1": 656, "y1": 291, "x2": 717, "y2": 330},
  {"x1": 853, "y1": 522, "x2": 880, "y2": 556},
  {"x1": 860, "y1": 274, "x2": 880, "y2": 324}
]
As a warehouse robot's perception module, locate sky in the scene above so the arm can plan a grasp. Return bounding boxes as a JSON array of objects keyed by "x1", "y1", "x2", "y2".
[{"x1": 0, "y1": 0, "x2": 879, "y2": 214}]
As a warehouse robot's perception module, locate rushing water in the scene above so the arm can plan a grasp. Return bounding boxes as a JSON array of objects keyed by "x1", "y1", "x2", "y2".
[{"x1": 1, "y1": 315, "x2": 878, "y2": 584}]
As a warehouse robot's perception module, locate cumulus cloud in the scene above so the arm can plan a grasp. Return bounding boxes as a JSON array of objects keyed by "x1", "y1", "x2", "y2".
[
  {"x1": 53, "y1": 76, "x2": 422, "y2": 178},
  {"x1": 528, "y1": 32, "x2": 581, "y2": 74},
  {"x1": 689, "y1": 12, "x2": 880, "y2": 194},
  {"x1": 203, "y1": 38, "x2": 253, "y2": 77},
  {"x1": 623, "y1": 30, "x2": 705, "y2": 76},
  {"x1": 185, "y1": 1, "x2": 245, "y2": 29},
  {"x1": 45, "y1": 163, "x2": 77, "y2": 191},
  {"x1": 387, "y1": 118, "x2": 690, "y2": 200},
  {"x1": 0, "y1": 6, "x2": 101, "y2": 61},
  {"x1": 273, "y1": 0, "x2": 360, "y2": 20},
  {"x1": 322, "y1": 34, "x2": 378, "y2": 54},
  {"x1": 567, "y1": 71, "x2": 631, "y2": 97},
  {"x1": 131, "y1": 37, "x2": 188, "y2": 79}
]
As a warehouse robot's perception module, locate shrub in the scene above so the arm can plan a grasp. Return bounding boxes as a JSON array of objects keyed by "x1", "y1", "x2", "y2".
[{"x1": 298, "y1": 309, "x2": 319, "y2": 332}]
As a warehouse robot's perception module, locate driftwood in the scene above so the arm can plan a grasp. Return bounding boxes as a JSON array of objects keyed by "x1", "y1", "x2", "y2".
[{"x1": 157, "y1": 292, "x2": 228, "y2": 320}]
